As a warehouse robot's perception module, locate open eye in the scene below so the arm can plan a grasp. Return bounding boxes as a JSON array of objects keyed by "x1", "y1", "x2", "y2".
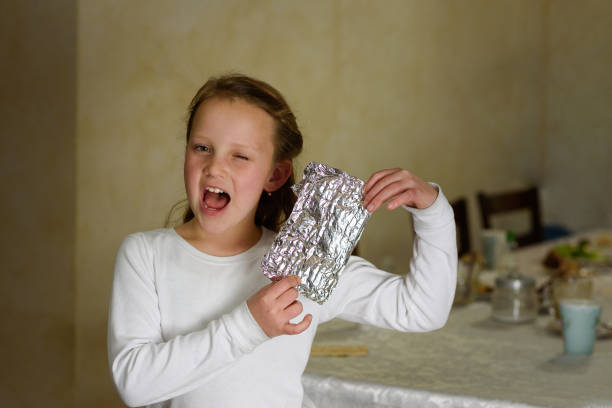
[{"x1": 195, "y1": 144, "x2": 211, "y2": 152}]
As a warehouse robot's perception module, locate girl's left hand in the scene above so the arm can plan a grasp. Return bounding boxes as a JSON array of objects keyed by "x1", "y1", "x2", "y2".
[{"x1": 363, "y1": 168, "x2": 438, "y2": 213}]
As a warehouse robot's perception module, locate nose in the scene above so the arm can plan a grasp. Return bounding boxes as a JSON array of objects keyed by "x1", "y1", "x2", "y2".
[{"x1": 204, "y1": 154, "x2": 227, "y2": 177}]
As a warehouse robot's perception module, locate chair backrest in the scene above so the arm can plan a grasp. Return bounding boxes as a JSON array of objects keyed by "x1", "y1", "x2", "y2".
[
  {"x1": 451, "y1": 198, "x2": 471, "y2": 257},
  {"x1": 476, "y1": 187, "x2": 543, "y2": 247}
]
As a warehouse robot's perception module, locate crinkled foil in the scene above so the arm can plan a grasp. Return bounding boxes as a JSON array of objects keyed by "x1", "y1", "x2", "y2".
[{"x1": 261, "y1": 162, "x2": 371, "y2": 304}]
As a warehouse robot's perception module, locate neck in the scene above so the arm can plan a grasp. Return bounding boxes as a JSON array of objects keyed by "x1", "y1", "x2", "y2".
[{"x1": 175, "y1": 219, "x2": 263, "y2": 257}]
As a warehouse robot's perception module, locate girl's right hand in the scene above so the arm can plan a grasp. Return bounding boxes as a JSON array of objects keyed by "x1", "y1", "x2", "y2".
[{"x1": 247, "y1": 275, "x2": 312, "y2": 337}]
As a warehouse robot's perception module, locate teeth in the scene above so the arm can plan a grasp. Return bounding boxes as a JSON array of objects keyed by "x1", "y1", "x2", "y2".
[{"x1": 206, "y1": 186, "x2": 226, "y2": 194}]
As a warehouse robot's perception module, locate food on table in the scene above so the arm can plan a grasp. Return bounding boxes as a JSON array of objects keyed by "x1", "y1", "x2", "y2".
[
  {"x1": 596, "y1": 234, "x2": 612, "y2": 248},
  {"x1": 552, "y1": 240, "x2": 599, "y2": 260},
  {"x1": 543, "y1": 240, "x2": 602, "y2": 277}
]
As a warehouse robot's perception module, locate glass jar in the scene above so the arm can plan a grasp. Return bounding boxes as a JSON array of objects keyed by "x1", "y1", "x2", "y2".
[
  {"x1": 492, "y1": 273, "x2": 538, "y2": 323},
  {"x1": 551, "y1": 276, "x2": 593, "y2": 318},
  {"x1": 454, "y1": 260, "x2": 480, "y2": 306}
]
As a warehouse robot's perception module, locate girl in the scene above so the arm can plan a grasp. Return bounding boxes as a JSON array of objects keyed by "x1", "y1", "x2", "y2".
[{"x1": 108, "y1": 74, "x2": 457, "y2": 407}]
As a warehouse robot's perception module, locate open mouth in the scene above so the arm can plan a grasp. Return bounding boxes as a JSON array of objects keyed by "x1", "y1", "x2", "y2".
[{"x1": 202, "y1": 186, "x2": 231, "y2": 211}]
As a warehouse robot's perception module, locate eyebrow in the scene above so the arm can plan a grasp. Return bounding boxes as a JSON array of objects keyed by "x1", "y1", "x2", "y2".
[
  {"x1": 190, "y1": 136, "x2": 262, "y2": 152},
  {"x1": 230, "y1": 142, "x2": 261, "y2": 152}
]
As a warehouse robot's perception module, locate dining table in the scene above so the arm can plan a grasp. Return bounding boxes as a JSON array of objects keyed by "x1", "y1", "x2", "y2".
[{"x1": 302, "y1": 229, "x2": 612, "y2": 408}]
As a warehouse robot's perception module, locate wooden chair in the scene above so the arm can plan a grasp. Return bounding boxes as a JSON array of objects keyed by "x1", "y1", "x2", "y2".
[
  {"x1": 477, "y1": 187, "x2": 543, "y2": 247},
  {"x1": 451, "y1": 198, "x2": 471, "y2": 257}
]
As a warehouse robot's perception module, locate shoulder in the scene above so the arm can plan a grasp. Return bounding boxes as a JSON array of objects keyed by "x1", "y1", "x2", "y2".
[
  {"x1": 113, "y1": 228, "x2": 177, "y2": 282},
  {"x1": 117, "y1": 228, "x2": 174, "y2": 261},
  {"x1": 120, "y1": 227, "x2": 171, "y2": 247}
]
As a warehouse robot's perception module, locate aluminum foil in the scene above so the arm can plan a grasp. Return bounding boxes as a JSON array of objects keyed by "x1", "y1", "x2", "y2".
[{"x1": 261, "y1": 162, "x2": 371, "y2": 304}]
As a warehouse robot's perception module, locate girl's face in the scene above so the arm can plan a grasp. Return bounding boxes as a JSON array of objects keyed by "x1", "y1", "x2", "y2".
[{"x1": 184, "y1": 97, "x2": 281, "y2": 240}]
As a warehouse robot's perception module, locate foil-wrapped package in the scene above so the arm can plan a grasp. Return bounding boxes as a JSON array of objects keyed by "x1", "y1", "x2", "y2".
[{"x1": 261, "y1": 162, "x2": 371, "y2": 304}]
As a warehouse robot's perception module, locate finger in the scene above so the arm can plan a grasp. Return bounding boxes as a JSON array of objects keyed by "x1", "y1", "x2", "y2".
[
  {"x1": 253, "y1": 280, "x2": 277, "y2": 299},
  {"x1": 364, "y1": 170, "x2": 415, "y2": 209},
  {"x1": 386, "y1": 191, "x2": 415, "y2": 210},
  {"x1": 282, "y1": 299, "x2": 304, "y2": 319},
  {"x1": 365, "y1": 180, "x2": 412, "y2": 213},
  {"x1": 277, "y1": 286, "x2": 299, "y2": 308},
  {"x1": 268, "y1": 275, "x2": 301, "y2": 299},
  {"x1": 284, "y1": 313, "x2": 312, "y2": 335},
  {"x1": 364, "y1": 168, "x2": 399, "y2": 195},
  {"x1": 385, "y1": 180, "x2": 437, "y2": 210},
  {"x1": 364, "y1": 169, "x2": 414, "y2": 200}
]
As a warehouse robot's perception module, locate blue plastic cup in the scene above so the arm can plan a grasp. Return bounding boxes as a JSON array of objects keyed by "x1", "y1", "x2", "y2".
[{"x1": 560, "y1": 299, "x2": 601, "y2": 355}]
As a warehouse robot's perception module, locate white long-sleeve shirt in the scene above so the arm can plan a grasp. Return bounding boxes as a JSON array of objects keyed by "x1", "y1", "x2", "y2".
[{"x1": 108, "y1": 187, "x2": 457, "y2": 407}]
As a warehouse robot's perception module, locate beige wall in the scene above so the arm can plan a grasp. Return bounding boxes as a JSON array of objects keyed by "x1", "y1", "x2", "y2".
[
  {"x1": 76, "y1": 1, "x2": 548, "y2": 405},
  {"x1": 0, "y1": 0, "x2": 76, "y2": 406},
  {"x1": 543, "y1": 0, "x2": 612, "y2": 231},
  {"x1": 2, "y1": 1, "x2": 611, "y2": 406}
]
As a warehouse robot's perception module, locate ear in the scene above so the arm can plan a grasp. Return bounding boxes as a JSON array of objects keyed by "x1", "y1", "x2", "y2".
[{"x1": 264, "y1": 160, "x2": 292, "y2": 193}]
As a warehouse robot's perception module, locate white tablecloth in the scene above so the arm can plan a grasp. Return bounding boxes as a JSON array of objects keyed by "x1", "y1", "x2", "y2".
[
  {"x1": 303, "y1": 231, "x2": 612, "y2": 408},
  {"x1": 303, "y1": 374, "x2": 537, "y2": 408}
]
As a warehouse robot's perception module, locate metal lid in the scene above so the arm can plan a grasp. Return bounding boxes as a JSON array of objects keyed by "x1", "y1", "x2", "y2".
[{"x1": 495, "y1": 273, "x2": 535, "y2": 291}]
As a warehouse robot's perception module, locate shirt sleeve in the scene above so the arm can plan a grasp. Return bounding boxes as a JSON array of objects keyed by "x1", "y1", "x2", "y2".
[
  {"x1": 320, "y1": 184, "x2": 457, "y2": 332},
  {"x1": 107, "y1": 233, "x2": 269, "y2": 407}
]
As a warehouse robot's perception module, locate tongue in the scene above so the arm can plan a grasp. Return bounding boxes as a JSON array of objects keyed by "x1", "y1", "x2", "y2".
[{"x1": 204, "y1": 191, "x2": 229, "y2": 210}]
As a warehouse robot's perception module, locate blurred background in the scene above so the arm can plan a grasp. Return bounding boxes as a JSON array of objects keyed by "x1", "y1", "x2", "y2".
[{"x1": 1, "y1": 0, "x2": 611, "y2": 406}]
